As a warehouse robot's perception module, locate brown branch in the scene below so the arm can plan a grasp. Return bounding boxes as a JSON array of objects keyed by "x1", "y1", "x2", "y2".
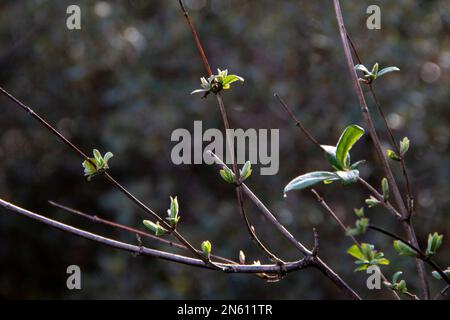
[
  {"x1": 331, "y1": 0, "x2": 429, "y2": 299},
  {"x1": 48, "y1": 200, "x2": 236, "y2": 265},
  {"x1": 0, "y1": 197, "x2": 311, "y2": 274}
]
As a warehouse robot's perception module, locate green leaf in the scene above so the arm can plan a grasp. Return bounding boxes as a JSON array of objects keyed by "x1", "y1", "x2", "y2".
[
  {"x1": 371, "y1": 63, "x2": 379, "y2": 77},
  {"x1": 284, "y1": 171, "x2": 340, "y2": 194},
  {"x1": 377, "y1": 66, "x2": 400, "y2": 77},
  {"x1": 432, "y1": 268, "x2": 450, "y2": 280},
  {"x1": 321, "y1": 145, "x2": 348, "y2": 170},
  {"x1": 393, "y1": 240, "x2": 417, "y2": 256},
  {"x1": 347, "y1": 244, "x2": 364, "y2": 260},
  {"x1": 222, "y1": 74, "x2": 245, "y2": 86},
  {"x1": 354, "y1": 207, "x2": 365, "y2": 218},
  {"x1": 143, "y1": 220, "x2": 168, "y2": 236},
  {"x1": 386, "y1": 149, "x2": 401, "y2": 161},
  {"x1": 426, "y1": 232, "x2": 443, "y2": 256},
  {"x1": 201, "y1": 240, "x2": 212, "y2": 258},
  {"x1": 392, "y1": 271, "x2": 403, "y2": 284},
  {"x1": 239, "y1": 161, "x2": 252, "y2": 181},
  {"x1": 381, "y1": 178, "x2": 389, "y2": 201},
  {"x1": 400, "y1": 137, "x2": 410, "y2": 156},
  {"x1": 365, "y1": 196, "x2": 380, "y2": 208},
  {"x1": 219, "y1": 167, "x2": 235, "y2": 184},
  {"x1": 355, "y1": 64, "x2": 370, "y2": 74},
  {"x1": 335, "y1": 125, "x2": 365, "y2": 169},
  {"x1": 335, "y1": 170, "x2": 359, "y2": 184}
]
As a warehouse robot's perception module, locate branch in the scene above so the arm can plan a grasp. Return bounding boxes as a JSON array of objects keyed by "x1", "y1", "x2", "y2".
[
  {"x1": 0, "y1": 85, "x2": 216, "y2": 269},
  {"x1": 331, "y1": 0, "x2": 430, "y2": 299},
  {"x1": 0, "y1": 197, "x2": 312, "y2": 274},
  {"x1": 207, "y1": 151, "x2": 361, "y2": 299},
  {"x1": 48, "y1": 200, "x2": 235, "y2": 265}
]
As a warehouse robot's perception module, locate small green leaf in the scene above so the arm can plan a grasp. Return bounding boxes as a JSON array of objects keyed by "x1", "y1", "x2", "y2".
[
  {"x1": 393, "y1": 240, "x2": 417, "y2": 256},
  {"x1": 335, "y1": 170, "x2": 359, "y2": 185},
  {"x1": 335, "y1": 125, "x2": 365, "y2": 169},
  {"x1": 201, "y1": 240, "x2": 212, "y2": 258},
  {"x1": 377, "y1": 66, "x2": 400, "y2": 77},
  {"x1": 354, "y1": 207, "x2": 365, "y2": 218},
  {"x1": 392, "y1": 271, "x2": 403, "y2": 284},
  {"x1": 371, "y1": 63, "x2": 379, "y2": 77},
  {"x1": 284, "y1": 171, "x2": 340, "y2": 194},
  {"x1": 381, "y1": 178, "x2": 389, "y2": 201},
  {"x1": 365, "y1": 196, "x2": 380, "y2": 208},
  {"x1": 219, "y1": 167, "x2": 235, "y2": 184},
  {"x1": 239, "y1": 161, "x2": 252, "y2": 181},
  {"x1": 143, "y1": 220, "x2": 168, "y2": 236},
  {"x1": 386, "y1": 149, "x2": 401, "y2": 161},
  {"x1": 347, "y1": 244, "x2": 364, "y2": 260},
  {"x1": 400, "y1": 137, "x2": 410, "y2": 156},
  {"x1": 432, "y1": 268, "x2": 450, "y2": 280},
  {"x1": 426, "y1": 232, "x2": 443, "y2": 256}
]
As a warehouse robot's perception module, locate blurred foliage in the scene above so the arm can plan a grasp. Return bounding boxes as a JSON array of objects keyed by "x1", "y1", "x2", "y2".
[{"x1": 0, "y1": 0, "x2": 449, "y2": 299}]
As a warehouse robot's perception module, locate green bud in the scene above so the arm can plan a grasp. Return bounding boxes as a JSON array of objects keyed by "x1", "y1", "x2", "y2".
[
  {"x1": 201, "y1": 240, "x2": 212, "y2": 258},
  {"x1": 426, "y1": 232, "x2": 443, "y2": 256},
  {"x1": 143, "y1": 220, "x2": 168, "y2": 236},
  {"x1": 400, "y1": 137, "x2": 410, "y2": 156},
  {"x1": 365, "y1": 196, "x2": 380, "y2": 208},
  {"x1": 219, "y1": 167, "x2": 235, "y2": 184},
  {"x1": 239, "y1": 161, "x2": 252, "y2": 181},
  {"x1": 381, "y1": 178, "x2": 389, "y2": 201},
  {"x1": 386, "y1": 149, "x2": 401, "y2": 161}
]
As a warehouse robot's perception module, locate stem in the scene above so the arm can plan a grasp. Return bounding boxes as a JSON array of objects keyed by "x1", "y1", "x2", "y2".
[
  {"x1": 347, "y1": 32, "x2": 414, "y2": 216},
  {"x1": 49, "y1": 200, "x2": 235, "y2": 265},
  {"x1": 0, "y1": 197, "x2": 310, "y2": 274},
  {"x1": 331, "y1": 0, "x2": 430, "y2": 299}
]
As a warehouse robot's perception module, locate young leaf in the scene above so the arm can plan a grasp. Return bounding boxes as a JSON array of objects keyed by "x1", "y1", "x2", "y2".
[
  {"x1": 381, "y1": 178, "x2": 389, "y2": 201},
  {"x1": 393, "y1": 240, "x2": 417, "y2": 256},
  {"x1": 219, "y1": 167, "x2": 235, "y2": 184},
  {"x1": 284, "y1": 171, "x2": 340, "y2": 194},
  {"x1": 377, "y1": 66, "x2": 400, "y2": 77},
  {"x1": 239, "y1": 161, "x2": 252, "y2": 181},
  {"x1": 426, "y1": 232, "x2": 443, "y2": 256},
  {"x1": 335, "y1": 125, "x2": 365, "y2": 169},
  {"x1": 201, "y1": 240, "x2": 212, "y2": 258},
  {"x1": 400, "y1": 137, "x2": 410, "y2": 156},
  {"x1": 143, "y1": 220, "x2": 167, "y2": 236},
  {"x1": 386, "y1": 149, "x2": 401, "y2": 161}
]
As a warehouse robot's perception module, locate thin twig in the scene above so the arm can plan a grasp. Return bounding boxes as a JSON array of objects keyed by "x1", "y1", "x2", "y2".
[
  {"x1": 346, "y1": 32, "x2": 414, "y2": 216},
  {"x1": 178, "y1": 0, "x2": 284, "y2": 264},
  {"x1": 208, "y1": 151, "x2": 361, "y2": 299},
  {"x1": 0, "y1": 86, "x2": 217, "y2": 269},
  {"x1": 331, "y1": 0, "x2": 430, "y2": 299},
  {"x1": 0, "y1": 197, "x2": 311, "y2": 274},
  {"x1": 48, "y1": 200, "x2": 236, "y2": 265}
]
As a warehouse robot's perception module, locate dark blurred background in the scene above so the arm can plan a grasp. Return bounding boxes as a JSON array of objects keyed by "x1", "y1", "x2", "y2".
[{"x1": 0, "y1": 0, "x2": 448, "y2": 299}]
